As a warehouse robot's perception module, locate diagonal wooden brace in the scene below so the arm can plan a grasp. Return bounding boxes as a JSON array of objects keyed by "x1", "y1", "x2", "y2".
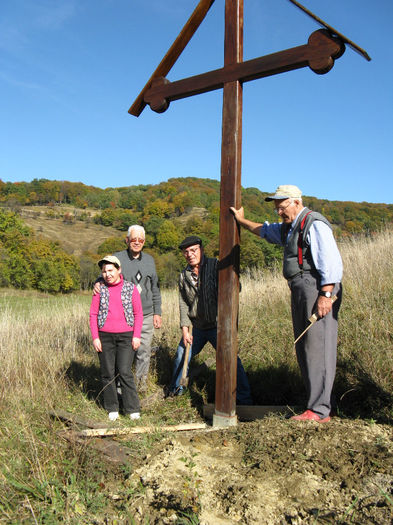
[{"x1": 144, "y1": 29, "x2": 345, "y2": 113}]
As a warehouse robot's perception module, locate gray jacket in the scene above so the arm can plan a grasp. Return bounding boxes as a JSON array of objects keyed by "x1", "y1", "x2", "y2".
[
  {"x1": 113, "y1": 250, "x2": 161, "y2": 317},
  {"x1": 179, "y1": 257, "x2": 218, "y2": 330}
]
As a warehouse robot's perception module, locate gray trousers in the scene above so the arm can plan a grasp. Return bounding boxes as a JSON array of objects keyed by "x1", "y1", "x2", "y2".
[
  {"x1": 134, "y1": 313, "x2": 154, "y2": 385},
  {"x1": 289, "y1": 272, "x2": 342, "y2": 418}
]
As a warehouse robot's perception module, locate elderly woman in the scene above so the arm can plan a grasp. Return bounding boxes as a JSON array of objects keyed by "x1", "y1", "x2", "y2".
[{"x1": 89, "y1": 255, "x2": 143, "y2": 421}]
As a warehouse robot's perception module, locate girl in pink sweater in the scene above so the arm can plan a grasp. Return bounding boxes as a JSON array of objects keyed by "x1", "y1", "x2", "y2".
[{"x1": 90, "y1": 255, "x2": 143, "y2": 421}]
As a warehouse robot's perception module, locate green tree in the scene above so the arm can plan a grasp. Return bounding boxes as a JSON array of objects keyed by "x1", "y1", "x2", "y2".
[
  {"x1": 156, "y1": 220, "x2": 180, "y2": 251},
  {"x1": 97, "y1": 237, "x2": 125, "y2": 256}
]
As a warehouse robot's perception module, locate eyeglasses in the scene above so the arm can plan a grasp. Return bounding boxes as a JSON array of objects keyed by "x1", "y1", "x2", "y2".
[
  {"x1": 183, "y1": 246, "x2": 200, "y2": 256},
  {"x1": 274, "y1": 201, "x2": 293, "y2": 214},
  {"x1": 130, "y1": 237, "x2": 145, "y2": 244}
]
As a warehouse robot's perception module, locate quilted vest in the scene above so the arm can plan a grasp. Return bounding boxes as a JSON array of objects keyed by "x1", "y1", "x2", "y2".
[
  {"x1": 281, "y1": 207, "x2": 332, "y2": 280},
  {"x1": 97, "y1": 280, "x2": 135, "y2": 329}
]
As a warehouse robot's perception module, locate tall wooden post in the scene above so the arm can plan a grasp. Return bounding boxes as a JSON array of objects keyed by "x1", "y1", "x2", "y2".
[
  {"x1": 213, "y1": 0, "x2": 243, "y2": 427},
  {"x1": 130, "y1": 0, "x2": 368, "y2": 428}
]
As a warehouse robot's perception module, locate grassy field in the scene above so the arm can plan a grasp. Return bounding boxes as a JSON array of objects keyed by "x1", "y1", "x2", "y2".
[{"x1": 0, "y1": 230, "x2": 392, "y2": 523}]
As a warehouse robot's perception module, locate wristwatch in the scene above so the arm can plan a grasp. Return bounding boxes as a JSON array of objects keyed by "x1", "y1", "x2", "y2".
[{"x1": 319, "y1": 290, "x2": 332, "y2": 298}]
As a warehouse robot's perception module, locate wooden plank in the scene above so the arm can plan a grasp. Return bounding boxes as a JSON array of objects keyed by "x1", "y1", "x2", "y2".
[
  {"x1": 79, "y1": 422, "x2": 208, "y2": 438},
  {"x1": 128, "y1": 0, "x2": 216, "y2": 116},
  {"x1": 204, "y1": 404, "x2": 292, "y2": 421},
  {"x1": 288, "y1": 0, "x2": 371, "y2": 61}
]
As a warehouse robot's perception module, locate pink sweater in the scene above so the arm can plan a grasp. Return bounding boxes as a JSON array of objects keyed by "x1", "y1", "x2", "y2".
[{"x1": 89, "y1": 276, "x2": 143, "y2": 340}]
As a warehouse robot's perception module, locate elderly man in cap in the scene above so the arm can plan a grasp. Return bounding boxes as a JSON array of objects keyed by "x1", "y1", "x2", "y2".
[
  {"x1": 230, "y1": 185, "x2": 342, "y2": 422},
  {"x1": 169, "y1": 235, "x2": 253, "y2": 405},
  {"x1": 94, "y1": 225, "x2": 161, "y2": 393}
]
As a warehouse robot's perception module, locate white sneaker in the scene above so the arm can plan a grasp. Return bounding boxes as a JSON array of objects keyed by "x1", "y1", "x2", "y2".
[
  {"x1": 129, "y1": 412, "x2": 140, "y2": 420},
  {"x1": 108, "y1": 411, "x2": 119, "y2": 421}
]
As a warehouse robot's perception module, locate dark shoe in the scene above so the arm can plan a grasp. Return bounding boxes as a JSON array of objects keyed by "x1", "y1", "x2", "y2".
[
  {"x1": 166, "y1": 386, "x2": 186, "y2": 398},
  {"x1": 291, "y1": 409, "x2": 331, "y2": 423}
]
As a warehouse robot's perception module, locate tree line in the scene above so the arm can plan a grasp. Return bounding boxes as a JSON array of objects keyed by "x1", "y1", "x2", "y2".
[{"x1": 1, "y1": 177, "x2": 392, "y2": 292}]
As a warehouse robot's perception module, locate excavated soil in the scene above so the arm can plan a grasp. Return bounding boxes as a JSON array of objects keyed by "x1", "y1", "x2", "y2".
[{"x1": 126, "y1": 416, "x2": 393, "y2": 524}]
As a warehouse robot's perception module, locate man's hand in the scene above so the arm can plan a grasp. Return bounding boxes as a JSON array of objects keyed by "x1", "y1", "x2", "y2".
[
  {"x1": 93, "y1": 338, "x2": 102, "y2": 353},
  {"x1": 317, "y1": 296, "x2": 333, "y2": 318},
  {"x1": 93, "y1": 281, "x2": 101, "y2": 296},
  {"x1": 229, "y1": 206, "x2": 262, "y2": 236},
  {"x1": 132, "y1": 337, "x2": 141, "y2": 351},
  {"x1": 229, "y1": 206, "x2": 244, "y2": 222},
  {"x1": 153, "y1": 314, "x2": 162, "y2": 329},
  {"x1": 182, "y1": 326, "x2": 193, "y2": 347}
]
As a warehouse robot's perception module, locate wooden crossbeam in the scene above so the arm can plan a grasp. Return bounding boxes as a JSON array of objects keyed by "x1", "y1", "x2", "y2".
[
  {"x1": 128, "y1": 0, "x2": 216, "y2": 117},
  {"x1": 144, "y1": 30, "x2": 344, "y2": 113}
]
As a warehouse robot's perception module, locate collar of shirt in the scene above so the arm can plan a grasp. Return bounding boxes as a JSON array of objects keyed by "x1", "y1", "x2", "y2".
[
  {"x1": 128, "y1": 250, "x2": 143, "y2": 261},
  {"x1": 186, "y1": 255, "x2": 205, "y2": 285},
  {"x1": 286, "y1": 209, "x2": 305, "y2": 241}
]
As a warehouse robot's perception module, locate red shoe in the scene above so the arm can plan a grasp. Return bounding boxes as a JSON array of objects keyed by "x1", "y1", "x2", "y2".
[{"x1": 290, "y1": 409, "x2": 331, "y2": 423}]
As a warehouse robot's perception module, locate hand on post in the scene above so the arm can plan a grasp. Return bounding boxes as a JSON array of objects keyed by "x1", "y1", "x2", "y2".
[{"x1": 229, "y1": 206, "x2": 244, "y2": 222}]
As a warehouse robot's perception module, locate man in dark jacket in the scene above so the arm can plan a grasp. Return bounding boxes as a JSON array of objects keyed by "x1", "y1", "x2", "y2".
[
  {"x1": 231, "y1": 185, "x2": 342, "y2": 422},
  {"x1": 169, "y1": 235, "x2": 252, "y2": 405}
]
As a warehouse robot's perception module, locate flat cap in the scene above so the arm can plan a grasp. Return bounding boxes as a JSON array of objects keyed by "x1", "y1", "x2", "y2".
[{"x1": 178, "y1": 235, "x2": 203, "y2": 250}]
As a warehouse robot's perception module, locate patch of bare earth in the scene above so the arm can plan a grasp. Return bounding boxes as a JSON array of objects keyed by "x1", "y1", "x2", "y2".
[{"x1": 127, "y1": 417, "x2": 393, "y2": 524}]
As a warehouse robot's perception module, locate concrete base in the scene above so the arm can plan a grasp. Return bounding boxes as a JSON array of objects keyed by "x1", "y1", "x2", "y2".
[{"x1": 212, "y1": 412, "x2": 238, "y2": 428}]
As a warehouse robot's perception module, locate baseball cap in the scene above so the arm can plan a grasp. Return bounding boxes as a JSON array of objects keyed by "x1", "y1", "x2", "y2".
[
  {"x1": 98, "y1": 255, "x2": 121, "y2": 269},
  {"x1": 265, "y1": 185, "x2": 302, "y2": 201}
]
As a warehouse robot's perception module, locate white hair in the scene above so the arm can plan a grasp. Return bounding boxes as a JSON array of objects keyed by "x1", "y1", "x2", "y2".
[{"x1": 127, "y1": 225, "x2": 145, "y2": 239}]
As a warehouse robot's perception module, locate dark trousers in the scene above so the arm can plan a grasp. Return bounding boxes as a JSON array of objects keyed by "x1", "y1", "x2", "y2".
[
  {"x1": 170, "y1": 326, "x2": 253, "y2": 405},
  {"x1": 98, "y1": 331, "x2": 140, "y2": 414}
]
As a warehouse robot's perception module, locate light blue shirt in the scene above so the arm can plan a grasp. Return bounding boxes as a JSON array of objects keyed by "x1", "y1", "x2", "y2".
[{"x1": 259, "y1": 210, "x2": 343, "y2": 285}]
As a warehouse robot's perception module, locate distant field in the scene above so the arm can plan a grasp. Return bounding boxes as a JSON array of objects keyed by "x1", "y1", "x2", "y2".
[{"x1": 20, "y1": 209, "x2": 123, "y2": 256}]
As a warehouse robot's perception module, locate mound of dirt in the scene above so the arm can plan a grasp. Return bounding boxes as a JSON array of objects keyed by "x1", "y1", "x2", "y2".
[{"x1": 127, "y1": 417, "x2": 393, "y2": 524}]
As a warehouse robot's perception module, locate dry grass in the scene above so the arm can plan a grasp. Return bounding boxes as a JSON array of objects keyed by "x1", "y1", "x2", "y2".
[
  {"x1": 0, "y1": 230, "x2": 393, "y2": 522},
  {"x1": 20, "y1": 210, "x2": 122, "y2": 256}
]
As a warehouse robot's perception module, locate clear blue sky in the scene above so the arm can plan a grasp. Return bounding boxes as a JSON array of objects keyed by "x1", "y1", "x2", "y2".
[{"x1": 1, "y1": 0, "x2": 392, "y2": 203}]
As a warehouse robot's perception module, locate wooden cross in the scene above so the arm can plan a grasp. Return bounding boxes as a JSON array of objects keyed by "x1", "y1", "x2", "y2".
[{"x1": 129, "y1": 0, "x2": 369, "y2": 427}]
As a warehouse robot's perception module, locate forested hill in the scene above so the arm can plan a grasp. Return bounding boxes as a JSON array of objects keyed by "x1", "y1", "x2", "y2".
[
  {"x1": 1, "y1": 177, "x2": 392, "y2": 292},
  {"x1": 2, "y1": 177, "x2": 392, "y2": 234}
]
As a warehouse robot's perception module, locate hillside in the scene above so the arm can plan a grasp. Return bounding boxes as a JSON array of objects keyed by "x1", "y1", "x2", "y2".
[
  {"x1": 1, "y1": 177, "x2": 393, "y2": 290},
  {"x1": 20, "y1": 206, "x2": 123, "y2": 257}
]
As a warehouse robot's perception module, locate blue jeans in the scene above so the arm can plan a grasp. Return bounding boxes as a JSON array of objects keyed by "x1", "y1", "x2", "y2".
[{"x1": 170, "y1": 326, "x2": 253, "y2": 405}]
